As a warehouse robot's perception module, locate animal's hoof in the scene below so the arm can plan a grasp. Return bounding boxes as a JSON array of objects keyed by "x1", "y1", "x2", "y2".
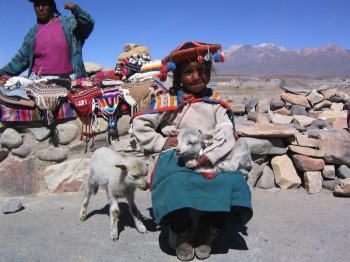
[
  {"x1": 79, "y1": 211, "x2": 87, "y2": 221},
  {"x1": 137, "y1": 224, "x2": 147, "y2": 234},
  {"x1": 110, "y1": 230, "x2": 119, "y2": 241}
]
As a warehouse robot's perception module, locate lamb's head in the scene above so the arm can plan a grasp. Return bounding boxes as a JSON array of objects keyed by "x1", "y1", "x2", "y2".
[
  {"x1": 176, "y1": 128, "x2": 204, "y2": 161},
  {"x1": 4, "y1": 76, "x2": 34, "y2": 88},
  {"x1": 115, "y1": 157, "x2": 149, "y2": 191}
]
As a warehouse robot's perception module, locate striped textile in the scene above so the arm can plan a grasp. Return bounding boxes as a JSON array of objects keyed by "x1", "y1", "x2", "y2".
[
  {"x1": 0, "y1": 101, "x2": 77, "y2": 122},
  {"x1": 131, "y1": 89, "x2": 230, "y2": 119}
]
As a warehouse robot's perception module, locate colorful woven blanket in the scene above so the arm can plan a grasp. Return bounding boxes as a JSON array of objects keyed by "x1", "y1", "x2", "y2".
[{"x1": 0, "y1": 101, "x2": 77, "y2": 122}]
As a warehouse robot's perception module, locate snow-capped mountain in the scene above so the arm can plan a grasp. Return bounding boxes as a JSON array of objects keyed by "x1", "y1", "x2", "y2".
[{"x1": 216, "y1": 43, "x2": 350, "y2": 77}]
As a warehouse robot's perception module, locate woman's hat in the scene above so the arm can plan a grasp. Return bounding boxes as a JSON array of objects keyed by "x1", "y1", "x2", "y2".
[
  {"x1": 28, "y1": 0, "x2": 55, "y2": 2},
  {"x1": 158, "y1": 41, "x2": 224, "y2": 79},
  {"x1": 28, "y1": 0, "x2": 60, "y2": 15}
]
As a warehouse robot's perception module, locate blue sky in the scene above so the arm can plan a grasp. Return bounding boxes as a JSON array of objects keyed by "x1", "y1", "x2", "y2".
[{"x1": 0, "y1": 0, "x2": 349, "y2": 70}]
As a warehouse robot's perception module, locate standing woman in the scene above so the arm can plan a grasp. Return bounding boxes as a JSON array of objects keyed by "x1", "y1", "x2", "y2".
[
  {"x1": 0, "y1": 0, "x2": 94, "y2": 80},
  {"x1": 132, "y1": 41, "x2": 253, "y2": 261}
]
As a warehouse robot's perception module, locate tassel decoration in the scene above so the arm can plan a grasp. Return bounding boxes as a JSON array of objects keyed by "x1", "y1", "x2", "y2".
[
  {"x1": 213, "y1": 52, "x2": 221, "y2": 62},
  {"x1": 205, "y1": 52, "x2": 213, "y2": 62},
  {"x1": 157, "y1": 65, "x2": 168, "y2": 80},
  {"x1": 166, "y1": 61, "x2": 176, "y2": 71},
  {"x1": 197, "y1": 56, "x2": 205, "y2": 63},
  {"x1": 220, "y1": 54, "x2": 225, "y2": 62}
]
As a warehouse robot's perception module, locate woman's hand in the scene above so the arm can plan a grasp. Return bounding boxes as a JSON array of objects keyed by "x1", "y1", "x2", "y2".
[
  {"x1": 64, "y1": 2, "x2": 77, "y2": 12},
  {"x1": 196, "y1": 155, "x2": 213, "y2": 168},
  {"x1": 162, "y1": 135, "x2": 178, "y2": 150}
]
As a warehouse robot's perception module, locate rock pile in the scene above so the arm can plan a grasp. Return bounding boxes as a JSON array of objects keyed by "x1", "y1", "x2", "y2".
[
  {"x1": 0, "y1": 81, "x2": 349, "y2": 197},
  {"x1": 231, "y1": 82, "x2": 350, "y2": 196}
]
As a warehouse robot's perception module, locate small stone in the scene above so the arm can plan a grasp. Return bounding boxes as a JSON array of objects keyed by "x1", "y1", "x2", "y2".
[{"x1": 3, "y1": 199, "x2": 23, "y2": 214}]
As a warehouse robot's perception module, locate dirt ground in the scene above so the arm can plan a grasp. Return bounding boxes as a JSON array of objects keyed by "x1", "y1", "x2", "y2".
[
  {"x1": 1, "y1": 188, "x2": 349, "y2": 262},
  {"x1": 212, "y1": 76, "x2": 350, "y2": 104}
]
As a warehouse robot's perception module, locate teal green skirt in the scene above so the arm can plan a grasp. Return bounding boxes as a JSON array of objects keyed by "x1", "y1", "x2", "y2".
[{"x1": 151, "y1": 149, "x2": 253, "y2": 225}]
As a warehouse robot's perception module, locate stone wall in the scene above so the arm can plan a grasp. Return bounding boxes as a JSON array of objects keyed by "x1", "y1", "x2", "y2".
[{"x1": 0, "y1": 115, "x2": 134, "y2": 196}]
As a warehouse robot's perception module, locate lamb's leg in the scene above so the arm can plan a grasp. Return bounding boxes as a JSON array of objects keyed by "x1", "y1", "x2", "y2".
[
  {"x1": 125, "y1": 192, "x2": 147, "y2": 234},
  {"x1": 79, "y1": 183, "x2": 94, "y2": 221},
  {"x1": 185, "y1": 159, "x2": 199, "y2": 169},
  {"x1": 109, "y1": 191, "x2": 121, "y2": 241},
  {"x1": 230, "y1": 139, "x2": 253, "y2": 178}
]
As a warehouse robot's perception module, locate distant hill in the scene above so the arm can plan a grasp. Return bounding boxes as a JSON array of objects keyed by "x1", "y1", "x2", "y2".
[{"x1": 215, "y1": 43, "x2": 350, "y2": 77}]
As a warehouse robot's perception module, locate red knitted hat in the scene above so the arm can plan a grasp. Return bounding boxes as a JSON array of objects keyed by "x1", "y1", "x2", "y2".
[
  {"x1": 163, "y1": 41, "x2": 224, "y2": 65},
  {"x1": 157, "y1": 41, "x2": 224, "y2": 80}
]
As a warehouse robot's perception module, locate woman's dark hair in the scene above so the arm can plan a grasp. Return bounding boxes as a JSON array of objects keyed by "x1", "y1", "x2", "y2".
[
  {"x1": 47, "y1": 0, "x2": 60, "y2": 16},
  {"x1": 51, "y1": 1, "x2": 61, "y2": 16}
]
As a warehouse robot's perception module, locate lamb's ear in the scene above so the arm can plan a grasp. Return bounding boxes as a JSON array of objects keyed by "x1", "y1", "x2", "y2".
[
  {"x1": 139, "y1": 156, "x2": 149, "y2": 161},
  {"x1": 202, "y1": 133, "x2": 213, "y2": 142},
  {"x1": 138, "y1": 158, "x2": 149, "y2": 167},
  {"x1": 201, "y1": 133, "x2": 214, "y2": 147},
  {"x1": 115, "y1": 164, "x2": 127, "y2": 171}
]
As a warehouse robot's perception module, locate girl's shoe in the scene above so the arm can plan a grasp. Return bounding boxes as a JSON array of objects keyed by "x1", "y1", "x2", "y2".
[
  {"x1": 176, "y1": 230, "x2": 195, "y2": 261},
  {"x1": 194, "y1": 226, "x2": 218, "y2": 260},
  {"x1": 194, "y1": 245, "x2": 212, "y2": 260}
]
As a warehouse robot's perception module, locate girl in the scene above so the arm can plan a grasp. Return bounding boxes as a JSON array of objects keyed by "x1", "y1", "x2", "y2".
[{"x1": 132, "y1": 41, "x2": 253, "y2": 261}]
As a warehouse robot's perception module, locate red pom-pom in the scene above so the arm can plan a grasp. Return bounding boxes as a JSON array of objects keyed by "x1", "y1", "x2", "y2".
[
  {"x1": 157, "y1": 65, "x2": 168, "y2": 80},
  {"x1": 200, "y1": 172, "x2": 216, "y2": 179},
  {"x1": 157, "y1": 72, "x2": 167, "y2": 80},
  {"x1": 220, "y1": 54, "x2": 225, "y2": 62}
]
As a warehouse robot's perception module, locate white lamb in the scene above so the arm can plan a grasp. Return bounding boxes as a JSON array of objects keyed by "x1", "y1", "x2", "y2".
[
  {"x1": 79, "y1": 147, "x2": 149, "y2": 241},
  {"x1": 175, "y1": 128, "x2": 253, "y2": 183},
  {"x1": 3, "y1": 76, "x2": 46, "y2": 89}
]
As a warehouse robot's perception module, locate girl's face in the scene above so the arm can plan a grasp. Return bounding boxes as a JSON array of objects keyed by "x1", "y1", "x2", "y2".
[{"x1": 178, "y1": 61, "x2": 211, "y2": 95}]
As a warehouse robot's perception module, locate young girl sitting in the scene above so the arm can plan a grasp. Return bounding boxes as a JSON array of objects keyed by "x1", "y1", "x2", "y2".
[{"x1": 131, "y1": 41, "x2": 253, "y2": 261}]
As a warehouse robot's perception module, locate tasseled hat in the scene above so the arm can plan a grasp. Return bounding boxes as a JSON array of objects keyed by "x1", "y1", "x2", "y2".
[{"x1": 157, "y1": 41, "x2": 224, "y2": 80}]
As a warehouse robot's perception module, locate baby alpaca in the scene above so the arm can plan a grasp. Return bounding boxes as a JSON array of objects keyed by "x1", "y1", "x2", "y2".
[
  {"x1": 176, "y1": 128, "x2": 253, "y2": 181},
  {"x1": 79, "y1": 147, "x2": 149, "y2": 241}
]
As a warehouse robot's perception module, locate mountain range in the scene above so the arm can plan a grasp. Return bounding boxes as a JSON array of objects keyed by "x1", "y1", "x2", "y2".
[{"x1": 215, "y1": 43, "x2": 350, "y2": 77}]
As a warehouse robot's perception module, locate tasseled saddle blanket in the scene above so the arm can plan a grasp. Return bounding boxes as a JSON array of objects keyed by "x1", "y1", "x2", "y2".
[{"x1": 26, "y1": 82, "x2": 69, "y2": 125}]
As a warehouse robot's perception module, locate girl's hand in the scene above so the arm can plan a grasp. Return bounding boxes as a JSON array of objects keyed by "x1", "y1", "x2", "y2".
[
  {"x1": 196, "y1": 155, "x2": 213, "y2": 168},
  {"x1": 163, "y1": 135, "x2": 178, "y2": 150}
]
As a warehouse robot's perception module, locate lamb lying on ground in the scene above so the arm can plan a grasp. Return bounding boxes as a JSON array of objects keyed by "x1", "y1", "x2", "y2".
[
  {"x1": 79, "y1": 147, "x2": 149, "y2": 241},
  {"x1": 175, "y1": 128, "x2": 253, "y2": 184}
]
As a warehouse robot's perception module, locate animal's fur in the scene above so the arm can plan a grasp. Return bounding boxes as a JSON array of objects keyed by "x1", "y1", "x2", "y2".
[
  {"x1": 4, "y1": 76, "x2": 33, "y2": 88},
  {"x1": 79, "y1": 147, "x2": 149, "y2": 241},
  {"x1": 175, "y1": 128, "x2": 253, "y2": 184},
  {"x1": 4, "y1": 76, "x2": 46, "y2": 89}
]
